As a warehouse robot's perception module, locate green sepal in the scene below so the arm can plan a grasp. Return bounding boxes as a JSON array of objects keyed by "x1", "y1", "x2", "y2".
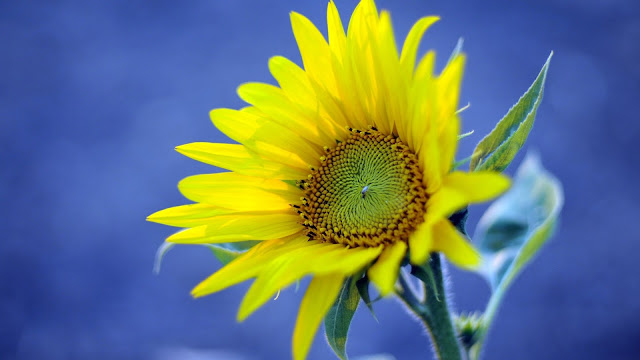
[
  {"x1": 153, "y1": 240, "x2": 260, "y2": 274},
  {"x1": 469, "y1": 53, "x2": 552, "y2": 172},
  {"x1": 457, "y1": 130, "x2": 474, "y2": 140},
  {"x1": 452, "y1": 156, "x2": 472, "y2": 171},
  {"x1": 447, "y1": 37, "x2": 464, "y2": 66},
  {"x1": 204, "y1": 245, "x2": 241, "y2": 265},
  {"x1": 205, "y1": 241, "x2": 261, "y2": 265},
  {"x1": 153, "y1": 242, "x2": 176, "y2": 274},
  {"x1": 324, "y1": 276, "x2": 361, "y2": 360},
  {"x1": 470, "y1": 153, "x2": 563, "y2": 359}
]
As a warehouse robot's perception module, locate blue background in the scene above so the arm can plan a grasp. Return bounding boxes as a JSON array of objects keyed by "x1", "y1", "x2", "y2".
[{"x1": 2, "y1": 0, "x2": 639, "y2": 359}]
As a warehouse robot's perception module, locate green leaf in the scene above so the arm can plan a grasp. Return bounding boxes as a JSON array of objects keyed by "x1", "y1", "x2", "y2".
[
  {"x1": 325, "y1": 277, "x2": 361, "y2": 360},
  {"x1": 469, "y1": 53, "x2": 552, "y2": 172},
  {"x1": 470, "y1": 153, "x2": 563, "y2": 359}
]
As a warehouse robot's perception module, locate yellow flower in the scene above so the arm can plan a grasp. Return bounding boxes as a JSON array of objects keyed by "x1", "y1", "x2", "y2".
[{"x1": 148, "y1": 1, "x2": 510, "y2": 359}]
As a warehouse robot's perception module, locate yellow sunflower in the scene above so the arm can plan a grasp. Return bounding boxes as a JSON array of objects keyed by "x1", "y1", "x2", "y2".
[{"x1": 148, "y1": 0, "x2": 510, "y2": 359}]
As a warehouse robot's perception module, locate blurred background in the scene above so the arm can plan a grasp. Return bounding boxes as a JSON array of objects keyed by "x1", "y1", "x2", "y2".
[{"x1": 2, "y1": 0, "x2": 639, "y2": 359}]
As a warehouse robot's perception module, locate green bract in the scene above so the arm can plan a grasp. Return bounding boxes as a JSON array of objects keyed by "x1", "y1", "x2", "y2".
[{"x1": 469, "y1": 53, "x2": 552, "y2": 172}]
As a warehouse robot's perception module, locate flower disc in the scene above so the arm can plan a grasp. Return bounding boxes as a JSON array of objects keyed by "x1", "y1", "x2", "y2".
[{"x1": 298, "y1": 128, "x2": 428, "y2": 247}]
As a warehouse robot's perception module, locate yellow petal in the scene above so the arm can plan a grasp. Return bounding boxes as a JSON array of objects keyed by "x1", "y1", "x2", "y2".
[
  {"x1": 419, "y1": 120, "x2": 442, "y2": 195},
  {"x1": 176, "y1": 142, "x2": 307, "y2": 180},
  {"x1": 147, "y1": 203, "x2": 235, "y2": 227},
  {"x1": 290, "y1": 11, "x2": 337, "y2": 96},
  {"x1": 267, "y1": 56, "x2": 316, "y2": 115},
  {"x1": 338, "y1": 0, "x2": 379, "y2": 131},
  {"x1": 444, "y1": 171, "x2": 511, "y2": 202},
  {"x1": 327, "y1": 1, "x2": 346, "y2": 61},
  {"x1": 367, "y1": 241, "x2": 407, "y2": 296},
  {"x1": 166, "y1": 213, "x2": 301, "y2": 244},
  {"x1": 237, "y1": 244, "x2": 382, "y2": 321},
  {"x1": 191, "y1": 236, "x2": 309, "y2": 298},
  {"x1": 178, "y1": 172, "x2": 300, "y2": 211},
  {"x1": 268, "y1": 56, "x2": 348, "y2": 139},
  {"x1": 293, "y1": 273, "x2": 345, "y2": 360},
  {"x1": 237, "y1": 243, "x2": 340, "y2": 321},
  {"x1": 431, "y1": 219, "x2": 480, "y2": 269},
  {"x1": 426, "y1": 171, "x2": 511, "y2": 223},
  {"x1": 437, "y1": 113, "x2": 460, "y2": 176},
  {"x1": 210, "y1": 108, "x2": 320, "y2": 167},
  {"x1": 408, "y1": 219, "x2": 433, "y2": 265},
  {"x1": 436, "y1": 55, "x2": 466, "y2": 174},
  {"x1": 237, "y1": 82, "x2": 333, "y2": 145},
  {"x1": 400, "y1": 16, "x2": 439, "y2": 79},
  {"x1": 370, "y1": 11, "x2": 403, "y2": 137},
  {"x1": 408, "y1": 51, "x2": 436, "y2": 152}
]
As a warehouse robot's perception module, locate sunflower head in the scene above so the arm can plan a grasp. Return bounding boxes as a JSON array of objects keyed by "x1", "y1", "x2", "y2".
[
  {"x1": 148, "y1": 1, "x2": 510, "y2": 359},
  {"x1": 297, "y1": 127, "x2": 428, "y2": 248}
]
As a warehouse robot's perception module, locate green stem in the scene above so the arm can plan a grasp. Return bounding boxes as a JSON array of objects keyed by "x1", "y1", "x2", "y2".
[{"x1": 397, "y1": 254, "x2": 464, "y2": 360}]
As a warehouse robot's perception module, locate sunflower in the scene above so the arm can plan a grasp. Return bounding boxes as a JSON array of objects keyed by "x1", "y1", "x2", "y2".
[{"x1": 148, "y1": 1, "x2": 510, "y2": 359}]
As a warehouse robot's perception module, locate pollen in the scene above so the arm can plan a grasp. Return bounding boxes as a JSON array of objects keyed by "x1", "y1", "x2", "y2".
[{"x1": 296, "y1": 128, "x2": 428, "y2": 247}]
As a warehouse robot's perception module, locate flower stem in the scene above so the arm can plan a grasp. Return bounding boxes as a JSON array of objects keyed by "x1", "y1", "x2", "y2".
[{"x1": 397, "y1": 254, "x2": 464, "y2": 360}]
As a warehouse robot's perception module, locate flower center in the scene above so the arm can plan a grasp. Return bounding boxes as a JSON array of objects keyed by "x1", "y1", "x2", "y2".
[{"x1": 296, "y1": 128, "x2": 428, "y2": 247}]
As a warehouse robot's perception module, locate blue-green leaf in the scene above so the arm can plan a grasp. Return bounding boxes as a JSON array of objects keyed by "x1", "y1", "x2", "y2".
[
  {"x1": 325, "y1": 277, "x2": 361, "y2": 360},
  {"x1": 470, "y1": 153, "x2": 563, "y2": 359},
  {"x1": 469, "y1": 53, "x2": 552, "y2": 172}
]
